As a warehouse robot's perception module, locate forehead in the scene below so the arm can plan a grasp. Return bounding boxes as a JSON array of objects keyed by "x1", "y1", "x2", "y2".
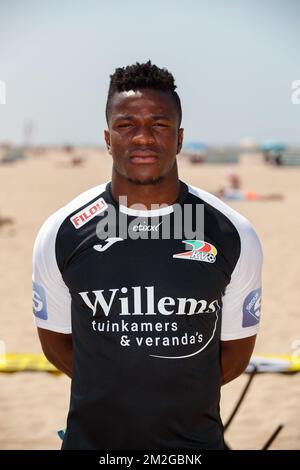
[{"x1": 109, "y1": 88, "x2": 178, "y2": 120}]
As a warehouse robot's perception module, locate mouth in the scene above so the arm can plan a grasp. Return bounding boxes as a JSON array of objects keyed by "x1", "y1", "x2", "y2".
[{"x1": 129, "y1": 152, "x2": 158, "y2": 164}]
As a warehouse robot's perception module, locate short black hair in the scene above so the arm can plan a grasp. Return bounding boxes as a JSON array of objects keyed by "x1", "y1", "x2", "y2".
[{"x1": 105, "y1": 60, "x2": 182, "y2": 126}]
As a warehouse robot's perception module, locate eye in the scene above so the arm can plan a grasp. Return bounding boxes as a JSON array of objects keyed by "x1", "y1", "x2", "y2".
[
  {"x1": 118, "y1": 123, "x2": 132, "y2": 128},
  {"x1": 154, "y1": 122, "x2": 168, "y2": 127}
]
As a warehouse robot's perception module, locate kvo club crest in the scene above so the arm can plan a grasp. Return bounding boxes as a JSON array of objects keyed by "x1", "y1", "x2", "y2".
[{"x1": 173, "y1": 240, "x2": 217, "y2": 264}]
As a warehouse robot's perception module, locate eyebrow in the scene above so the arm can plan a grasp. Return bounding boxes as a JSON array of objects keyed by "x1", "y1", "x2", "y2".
[
  {"x1": 114, "y1": 114, "x2": 134, "y2": 121},
  {"x1": 114, "y1": 114, "x2": 172, "y2": 121},
  {"x1": 151, "y1": 114, "x2": 172, "y2": 121}
]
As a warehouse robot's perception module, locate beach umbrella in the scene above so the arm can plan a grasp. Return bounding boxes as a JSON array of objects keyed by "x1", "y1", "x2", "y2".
[
  {"x1": 183, "y1": 141, "x2": 207, "y2": 153},
  {"x1": 260, "y1": 141, "x2": 286, "y2": 152}
]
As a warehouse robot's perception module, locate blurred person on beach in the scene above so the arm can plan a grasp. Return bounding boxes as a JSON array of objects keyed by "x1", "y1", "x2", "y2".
[
  {"x1": 215, "y1": 171, "x2": 283, "y2": 201},
  {"x1": 0, "y1": 212, "x2": 13, "y2": 227},
  {"x1": 32, "y1": 61, "x2": 263, "y2": 450}
]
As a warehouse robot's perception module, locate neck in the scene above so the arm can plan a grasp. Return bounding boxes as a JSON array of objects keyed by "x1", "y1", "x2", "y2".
[{"x1": 111, "y1": 164, "x2": 180, "y2": 209}]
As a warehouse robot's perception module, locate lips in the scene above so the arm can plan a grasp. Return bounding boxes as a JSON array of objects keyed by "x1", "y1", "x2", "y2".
[{"x1": 129, "y1": 152, "x2": 158, "y2": 164}]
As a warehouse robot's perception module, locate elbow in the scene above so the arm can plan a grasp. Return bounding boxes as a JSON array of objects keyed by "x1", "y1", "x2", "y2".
[
  {"x1": 40, "y1": 344, "x2": 57, "y2": 366},
  {"x1": 220, "y1": 336, "x2": 256, "y2": 385},
  {"x1": 221, "y1": 362, "x2": 248, "y2": 385}
]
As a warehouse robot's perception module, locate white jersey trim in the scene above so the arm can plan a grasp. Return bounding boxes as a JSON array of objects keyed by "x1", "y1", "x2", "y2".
[
  {"x1": 187, "y1": 185, "x2": 263, "y2": 341},
  {"x1": 32, "y1": 182, "x2": 109, "y2": 334}
]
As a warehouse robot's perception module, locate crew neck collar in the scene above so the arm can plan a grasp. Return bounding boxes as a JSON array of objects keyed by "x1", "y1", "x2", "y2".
[{"x1": 106, "y1": 180, "x2": 188, "y2": 217}]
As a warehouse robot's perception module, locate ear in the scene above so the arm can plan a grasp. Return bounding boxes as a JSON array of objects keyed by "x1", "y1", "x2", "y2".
[
  {"x1": 177, "y1": 128, "x2": 184, "y2": 154},
  {"x1": 104, "y1": 129, "x2": 112, "y2": 155}
]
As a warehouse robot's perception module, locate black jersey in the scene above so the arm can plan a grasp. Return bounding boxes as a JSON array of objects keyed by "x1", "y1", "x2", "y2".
[{"x1": 32, "y1": 180, "x2": 262, "y2": 450}]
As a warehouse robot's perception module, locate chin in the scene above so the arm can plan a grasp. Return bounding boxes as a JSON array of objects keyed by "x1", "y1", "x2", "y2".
[{"x1": 127, "y1": 175, "x2": 164, "y2": 186}]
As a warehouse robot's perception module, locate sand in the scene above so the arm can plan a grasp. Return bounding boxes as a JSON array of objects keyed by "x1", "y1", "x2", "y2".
[{"x1": 0, "y1": 148, "x2": 299, "y2": 449}]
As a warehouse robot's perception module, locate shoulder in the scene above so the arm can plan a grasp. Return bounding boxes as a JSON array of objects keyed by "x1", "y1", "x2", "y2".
[
  {"x1": 186, "y1": 183, "x2": 262, "y2": 251},
  {"x1": 33, "y1": 181, "x2": 109, "y2": 252}
]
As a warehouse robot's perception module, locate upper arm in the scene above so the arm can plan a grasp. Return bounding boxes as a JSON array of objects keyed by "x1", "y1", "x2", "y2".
[
  {"x1": 221, "y1": 335, "x2": 257, "y2": 368},
  {"x1": 32, "y1": 214, "x2": 72, "y2": 334},
  {"x1": 220, "y1": 334, "x2": 257, "y2": 384},
  {"x1": 37, "y1": 327, "x2": 72, "y2": 357},
  {"x1": 221, "y1": 223, "x2": 263, "y2": 341}
]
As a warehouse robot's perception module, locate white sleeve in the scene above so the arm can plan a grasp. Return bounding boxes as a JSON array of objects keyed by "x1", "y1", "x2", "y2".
[
  {"x1": 221, "y1": 223, "x2": 263, "y2": 341},
  {"x1": 32, "y1": 214, "x2": 72, "y2": 334}
]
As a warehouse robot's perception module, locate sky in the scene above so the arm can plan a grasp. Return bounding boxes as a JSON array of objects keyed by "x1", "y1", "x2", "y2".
[{"x1": 0, "y1": 0, "x2": 299, "y2": 146}]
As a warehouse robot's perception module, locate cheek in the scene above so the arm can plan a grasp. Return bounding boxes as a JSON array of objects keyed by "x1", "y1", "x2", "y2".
[
  {"x1": 110, "y1": 132, "x2": 130, "y2": 152},
  {"x1": 159, "y1": 136, "x2": 179, "y2": 155},
  {"x1": 160, "y1": 129, "x2": 179, "y2": 145}
]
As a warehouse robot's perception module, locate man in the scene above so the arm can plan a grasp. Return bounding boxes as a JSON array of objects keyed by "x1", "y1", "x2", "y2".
[
  {"x1": 215, "y1": 172, "x2": 283, "y2": 201},
  {"x1": 32, "y1": 60, "x2": 263, "y2": 450}
]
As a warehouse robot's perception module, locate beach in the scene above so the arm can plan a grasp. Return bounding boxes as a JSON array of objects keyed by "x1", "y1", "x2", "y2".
[{"x1": 0, "y1": 148, "x2": 299, "y2": 449}]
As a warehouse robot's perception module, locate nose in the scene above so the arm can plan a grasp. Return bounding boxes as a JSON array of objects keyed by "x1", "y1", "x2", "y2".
[{"x1": 131, "y1": 125, "x2": 155, "y2": 146}]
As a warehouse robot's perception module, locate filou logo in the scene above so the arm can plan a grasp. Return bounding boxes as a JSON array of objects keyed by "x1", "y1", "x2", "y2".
[
  {"x1": 79, "y1": 285, "x2": 220, "y2": 317},
  {"x1": 70, "y1": 198, "x2": 108, "y2": 229}
]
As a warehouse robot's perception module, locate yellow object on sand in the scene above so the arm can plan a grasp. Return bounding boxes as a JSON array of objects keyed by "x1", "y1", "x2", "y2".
[
  {"x1": 0, "y1": 353, "x2": 61, "y2": 374},
  {"x1": 246, "y1": 354, "x2": 300, "y2": 373},
  {"x1": 0, "y1": 353, "x2": 300, "y2": 374}
]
